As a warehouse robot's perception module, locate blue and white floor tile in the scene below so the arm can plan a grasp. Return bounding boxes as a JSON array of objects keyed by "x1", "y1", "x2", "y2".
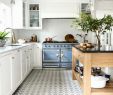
[{"x1": 13, "y1": 69, "x2": 82, "y2": 95}]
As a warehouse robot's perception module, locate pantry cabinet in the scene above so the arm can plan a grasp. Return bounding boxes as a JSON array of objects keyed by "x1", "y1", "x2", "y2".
[{"x1": 0, "y1": 53, "x2": 12, "y2": 95}]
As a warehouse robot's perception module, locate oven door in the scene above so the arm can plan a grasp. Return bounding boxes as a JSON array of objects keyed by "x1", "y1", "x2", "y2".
[
  {"x1": 61, "y1": 48, "x2": 72, "y2": 62},
  {"x1": 43, "y1": 49, "x2": 60, "y2": 62}
]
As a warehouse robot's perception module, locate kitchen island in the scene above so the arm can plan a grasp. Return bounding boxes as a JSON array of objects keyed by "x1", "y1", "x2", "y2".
[{"x1": 72, "y1": 45, "x2": 113, "y2": 95}]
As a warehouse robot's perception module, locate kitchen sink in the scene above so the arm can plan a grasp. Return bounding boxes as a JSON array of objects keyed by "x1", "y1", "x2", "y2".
[{"x1": 9, "y1": 44, "x2": 22, "y2": 46}]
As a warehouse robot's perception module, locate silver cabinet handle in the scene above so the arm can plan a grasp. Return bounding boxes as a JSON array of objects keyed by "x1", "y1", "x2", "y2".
[{"x1": 61, "y1": 51, "x2": 64, "y2": 58}]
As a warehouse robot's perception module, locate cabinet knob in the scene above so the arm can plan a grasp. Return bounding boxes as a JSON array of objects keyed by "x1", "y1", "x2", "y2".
[
  {"x1": 12, "y1": 57, "x2": 15, "y2": 59},
  {"x1": 18, "y1": 50, "x2": 20, "y2": 52}
]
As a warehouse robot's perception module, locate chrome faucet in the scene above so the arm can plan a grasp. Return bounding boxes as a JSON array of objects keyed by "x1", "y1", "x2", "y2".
[{"x1": 4, "y1": 28, "x2": 16, "y2": 44}]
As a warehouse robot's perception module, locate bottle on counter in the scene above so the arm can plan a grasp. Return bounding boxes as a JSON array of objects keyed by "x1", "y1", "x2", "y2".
[{"x1": 31, "y1": 34, "x2": 37, "y2": 42}]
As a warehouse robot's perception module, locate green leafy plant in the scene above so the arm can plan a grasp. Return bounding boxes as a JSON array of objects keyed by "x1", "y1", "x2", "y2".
[
  {"x1": 72, "y1": 13, "x2": 113, "y2": 50},
  {"x1": 0, "y1": 32, "x2": 9, "y2": 40}
]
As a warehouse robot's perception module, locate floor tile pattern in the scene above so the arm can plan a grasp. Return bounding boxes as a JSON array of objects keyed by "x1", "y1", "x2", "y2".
[{"x1": 13, "y1": 69, "x2": 82, "y2": 95}]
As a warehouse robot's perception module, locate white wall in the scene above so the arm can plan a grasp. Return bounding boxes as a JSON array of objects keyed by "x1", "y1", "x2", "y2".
[{"x1": 15, "y1": 19, "x2": 94, "y2": 43}]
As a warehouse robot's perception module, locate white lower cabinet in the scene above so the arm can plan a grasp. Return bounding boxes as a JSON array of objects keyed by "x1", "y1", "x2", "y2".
[
  {"x1": 11, "y1": 50, "x2": 21, "y2": 91},
  {"x1": 0, "y1": 53, "x2": 12, "y2": 95},
  {"x1": 28, "y1": 46, "x2": 34, "y2": 71},
  {"x1": 0, "y1": 44, "x2": 36, "y2": 95},
  {"x1": 21, "y1": 47, "x2": 27, "y2": 79},
  {"x1": 34, "y1": 44, "x2": 42, "y2": 69}
]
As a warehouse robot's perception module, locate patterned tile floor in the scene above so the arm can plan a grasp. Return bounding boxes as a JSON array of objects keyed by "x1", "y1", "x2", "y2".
[{"x1": 13, "y1": 69, "x2": 82, "y2": 95}]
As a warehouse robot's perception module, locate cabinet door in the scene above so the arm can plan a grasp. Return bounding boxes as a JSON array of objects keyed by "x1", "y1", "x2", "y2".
[
  {"x1": 12, "y1": 0, "x2": 23, "y2": 29},
  {"x1": 0, "y1": 54, "x2": 11, "y2": 95},
  {"x1": 34, "y1": 45, "x2": 42, "y2": 69},
  {"x1": 0, "y1": 1, "x2": 11, "y2": 30},
  {"x1": 23, "y1": 1, "x2": 42, "y2": 29},
  {"x1": 61, "y1": 49, "x2": 72, "y2": 62},
  {"x1": 29, "y1": 46, "x2": 34, "y2": 70},
  {"x1": 26, "y1": 48, "x2": 30, "y2": 73},
  {"x1": 21, "y1": 48, "x2": 27, "y2": 79},
  {"x1": 11, "y1": 50, "x2": 21, "y2": 91}
]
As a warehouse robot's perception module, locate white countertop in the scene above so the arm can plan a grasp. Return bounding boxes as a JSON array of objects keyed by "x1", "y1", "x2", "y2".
[{"x1": 0, "y1": 42, "x2": 40, "y2": 54}]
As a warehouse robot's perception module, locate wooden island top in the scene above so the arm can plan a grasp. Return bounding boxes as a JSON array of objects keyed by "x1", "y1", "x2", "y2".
[{"x1": 72, "y1": 45, "x2": 113, "y2": 95}]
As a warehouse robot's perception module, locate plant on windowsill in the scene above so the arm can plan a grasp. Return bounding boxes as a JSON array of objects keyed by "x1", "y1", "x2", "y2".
[
  {"x1": 72, "y1": 13, "x2": 113, "y2": 50},
  {"x1": 0, "y1": 32, "x2": 9, "y2": 47}
]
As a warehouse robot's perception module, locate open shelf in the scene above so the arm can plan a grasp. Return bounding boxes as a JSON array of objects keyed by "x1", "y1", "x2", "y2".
[
  {"x1": 73, "y1": 70, "x2": 83, "y2": 88},
  {"x1": 73, "y1": 70, "x2": 113, "y2": 95},
  {"x1": 72, "y1": 47, "x2": 113, "y2": 95}
]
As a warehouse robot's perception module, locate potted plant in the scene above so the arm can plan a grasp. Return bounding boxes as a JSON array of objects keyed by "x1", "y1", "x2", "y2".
[
  {"x1": 0, "y1": 32, "x2": 9, "y2": 47},
  {"x1": 72, "y1": 13, "x2": 113, "y2": 50}
]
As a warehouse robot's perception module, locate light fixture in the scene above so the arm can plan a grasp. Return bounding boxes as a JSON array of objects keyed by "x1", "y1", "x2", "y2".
[{"x1": 10, "y1": 0, "x2": 15, "y2": 4}]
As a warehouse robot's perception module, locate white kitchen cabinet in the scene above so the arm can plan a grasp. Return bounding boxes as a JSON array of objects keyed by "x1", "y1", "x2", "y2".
[
  {"x1": 80, "y1": 0, "x2": 90, "y2": 3},
  {"x1": 29, "y1": 45, "x2": 34, "y2": 70},
  {"x1": 0, "y1": 0, "x2": 11, "y2": 6},
  {"x1": 95, "y1": 0, "x2": 113, "y2": 18},
  {"x1": 40, "y1": 0, "x2": 79, "y2": 18},
  {"x1": 26, "y1": 48, "x2": 30, "y2": 73},
  {"x1": 23, "y1": 0, "x2": 42, "y2": 29},
  {"x1": 12, "y1": 0, "x2": 23, "y2": 29},
  {"x1": 0, "y1": 44, "x2": 36, "y2": 95},
  {"x1": 11, "y1": 49, "x2": 21, "y2": 91},
  {"x1": 21, "y1": 46, "x2": 34, "y2": 79},
  {"x1": 0, "y1": 53, "x2": 12, "y2": 95},
  {"x1": 21, "y1": 47, "x2": 27, "y2": 79},
  {"x1": 0, "y1": 1, "x2": 11, "y2": 30},
  {"x1": 34, "y1": 44, "x2": 42, "y2": 69}
]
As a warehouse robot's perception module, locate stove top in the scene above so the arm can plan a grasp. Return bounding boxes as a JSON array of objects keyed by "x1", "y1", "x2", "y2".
[{"x1": 43, "y1": 40, "x2": 78, "y2": 43}]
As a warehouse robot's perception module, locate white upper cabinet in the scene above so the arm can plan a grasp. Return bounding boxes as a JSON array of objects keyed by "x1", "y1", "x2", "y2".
[
  {"x1": 11, "y1": 0, "x2": 23, "y2": 29},
  {"x1": 80, "y1": 0, "x2": 90, "y2": 3},
  {"x1": 23, "y1": 0, "x2": 42, "y2": 29},
  {"x1": 40, "y1": 0, "x2": 79, "y2": 18},
  {"x1": 0, "y1": 1, "x2": 11, "y2": 30},
  {"x1": 0, "y1": 0, "x2": 11, "y2": 7},
  {"x1": 94, "y1": 0, "x2": 113, "y2": 18}
]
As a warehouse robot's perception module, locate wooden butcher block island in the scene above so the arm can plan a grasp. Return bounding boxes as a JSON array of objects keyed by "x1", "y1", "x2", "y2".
[{"x1": 72, "y1": 45, "x2": 113, "y2": 95}]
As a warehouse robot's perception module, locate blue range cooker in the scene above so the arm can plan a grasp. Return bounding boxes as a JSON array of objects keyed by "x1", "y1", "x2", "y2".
[{"x1": 42, "y1": 41, "x2": 78, "y2": 69}]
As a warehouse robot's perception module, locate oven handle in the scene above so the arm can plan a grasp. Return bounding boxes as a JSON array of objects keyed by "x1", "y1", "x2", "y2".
[{"x1": 61, "y1": 51, "x2": 64, "y2": 58}]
